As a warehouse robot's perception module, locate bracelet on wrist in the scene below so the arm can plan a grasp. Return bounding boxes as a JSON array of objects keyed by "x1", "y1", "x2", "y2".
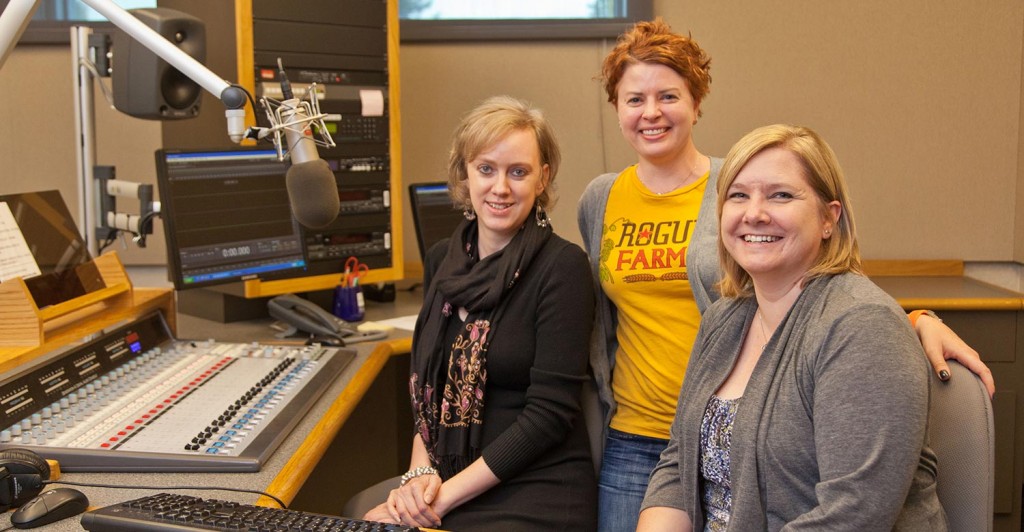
[
  {"x1": 908, "y1": 309, "x2": 941, "y2": 328},
  {"x1": 400, "y1": 466, "x2": 438, "y2": 486}
]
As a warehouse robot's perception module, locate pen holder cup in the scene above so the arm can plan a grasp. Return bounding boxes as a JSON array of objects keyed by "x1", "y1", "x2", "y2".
[{"x1": 333, "y1": 285, "x2": 365, "y2": 322}]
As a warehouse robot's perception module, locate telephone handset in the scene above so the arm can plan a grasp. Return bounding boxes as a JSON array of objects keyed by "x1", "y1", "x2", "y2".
[
  {"x1": 267, "y1": 294, "x2": 387, "y2": 345},
  {"x1": 268, "y1": 293, "x2": 357, "y2": 340},
  {"x1": 266, "y1": 294, "x2": 389, "y2": 345}
]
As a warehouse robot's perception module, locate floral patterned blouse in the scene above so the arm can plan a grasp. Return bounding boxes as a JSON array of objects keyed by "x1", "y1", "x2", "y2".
[{"x1": 700, "y1": 395, "x2": 741, "y2": 532}]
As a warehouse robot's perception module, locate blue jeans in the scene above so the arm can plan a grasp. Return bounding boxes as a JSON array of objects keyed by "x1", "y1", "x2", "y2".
[{"x1": 597, "y1": 428, "x2": 670, "y2": 532}]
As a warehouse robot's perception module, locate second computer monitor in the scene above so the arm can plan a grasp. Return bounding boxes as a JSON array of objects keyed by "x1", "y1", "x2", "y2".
[{"x1": 408, "y1": 182, "x2": 463, "y2": 260}]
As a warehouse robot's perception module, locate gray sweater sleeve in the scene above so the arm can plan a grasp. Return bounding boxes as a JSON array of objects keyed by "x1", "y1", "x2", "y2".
[{"x1": 782, "y1": 304, "x2": 931, "y2": 530}]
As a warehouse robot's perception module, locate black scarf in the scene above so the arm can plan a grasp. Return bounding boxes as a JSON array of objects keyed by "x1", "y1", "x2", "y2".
[{"x1": 410, "y1": 209, "x2": 552, "y2": 479}]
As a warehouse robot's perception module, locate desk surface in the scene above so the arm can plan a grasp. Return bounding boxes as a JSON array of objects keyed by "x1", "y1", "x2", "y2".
[
  {"x1": 872, "y1": 275, "x2": 1024, "y2": 311},
  {"x1": 1, "y1": 289, "x2": 423, "y2": 531},
  {"x1": 4, "y1": 277, "x2": 1021, "y2": 530}
]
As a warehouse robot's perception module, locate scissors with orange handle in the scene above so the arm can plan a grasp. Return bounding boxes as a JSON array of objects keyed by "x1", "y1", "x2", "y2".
[{"x1": 343, "y1": 256, "x2": 369, "y2": 287}]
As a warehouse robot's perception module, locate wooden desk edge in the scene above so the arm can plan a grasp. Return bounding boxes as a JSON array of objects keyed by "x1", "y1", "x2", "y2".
[
  {"x1": 258, "y1": 337, "x2": 413, "y2": 507},
  {"x1": 894, "y1": 297, "x2": 1024, "y2": 312},
  {"x1": 0, "y1": 289, "x2": 174, "y2": 374}
]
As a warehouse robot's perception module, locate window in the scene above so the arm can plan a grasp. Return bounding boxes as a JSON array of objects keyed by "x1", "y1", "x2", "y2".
[
  {"x1": 0, "y1": 0, "x2": 155, "y2": 44},
  {"x1": 400, "y1": 0, "x2": 653, "y2": 41},
  {"x1": 4, "y1": 0, "x2": 655, "y2": 44}
]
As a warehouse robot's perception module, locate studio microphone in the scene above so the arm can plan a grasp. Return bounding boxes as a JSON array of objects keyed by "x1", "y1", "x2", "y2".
[{"x1": 273, "y1": 60, "x2": 340, "y2": 228}]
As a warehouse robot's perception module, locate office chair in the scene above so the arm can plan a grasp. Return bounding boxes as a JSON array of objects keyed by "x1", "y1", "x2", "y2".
[
  {"x1": 342, "y1": 475, "x2": 398, "y2": 519},
  {"x1": 928, "y1": 360, "x2": 994, "y2": 531}
]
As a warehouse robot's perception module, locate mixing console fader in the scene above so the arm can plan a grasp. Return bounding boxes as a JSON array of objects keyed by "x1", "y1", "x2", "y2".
[{"x1": 0, "y1": 312, "x2": 355, "y2": 472}]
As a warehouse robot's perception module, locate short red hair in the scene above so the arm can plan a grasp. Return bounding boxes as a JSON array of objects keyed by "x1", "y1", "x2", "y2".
[{"x1": 601, "y1": 18, "x2": 712, "y2": 115}]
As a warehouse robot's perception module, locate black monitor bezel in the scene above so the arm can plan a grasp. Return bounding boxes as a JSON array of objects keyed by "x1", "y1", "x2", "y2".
[
  {"x1": 155, "y1": 147, "x2": 309, "y2": 290},
  {"x1": 407, "y1": 181, "x2": 463, "y2": 261}
]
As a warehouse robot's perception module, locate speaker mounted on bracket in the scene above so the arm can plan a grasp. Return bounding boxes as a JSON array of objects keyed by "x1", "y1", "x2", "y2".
[{"x1": 111, "y1": 7, "x2": 206, "y2": 120}]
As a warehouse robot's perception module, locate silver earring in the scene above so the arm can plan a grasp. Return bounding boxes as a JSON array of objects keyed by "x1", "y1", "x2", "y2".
[
  {"x1": 463, "y1": 208, "x2": 476, "y2": 220},
  {"x1": 535, "y1": 203, "x2": 549, "y2": 228}
]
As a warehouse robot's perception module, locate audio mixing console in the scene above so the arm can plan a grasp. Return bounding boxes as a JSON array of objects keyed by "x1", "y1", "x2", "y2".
[{"x1": 0, "y1": 312, "x2": 355, "y2": 472}]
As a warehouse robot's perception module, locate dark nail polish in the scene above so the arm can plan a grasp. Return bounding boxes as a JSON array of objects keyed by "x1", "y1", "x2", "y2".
[{"x1": 939, "y1": 369, "x2": 950, "y2": 381}]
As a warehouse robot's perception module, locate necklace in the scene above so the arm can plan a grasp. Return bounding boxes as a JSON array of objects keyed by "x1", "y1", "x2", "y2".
[
  {"x1": 756, "y1": 309, "x2": 770, "y2": 351},
  {"x1": 640, "y1": 175, "x2": 685, "y2": 195},
  {"x1": 638, "y1": 158, "x2": 703, "y2": 195}
]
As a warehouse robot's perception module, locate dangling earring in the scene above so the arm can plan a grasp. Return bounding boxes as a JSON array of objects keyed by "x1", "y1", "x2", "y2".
[
  {"x1": 535, "y1": 202, "x2": 549, "y2": 228},
  {"x1": 463, "y1": 208, "x2": 476, "y2": 221}
]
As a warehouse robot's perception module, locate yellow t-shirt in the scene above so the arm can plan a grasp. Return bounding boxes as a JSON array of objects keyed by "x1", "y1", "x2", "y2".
[{"x1": 601, "y1": 165, "x2": 706, "y2": 439}]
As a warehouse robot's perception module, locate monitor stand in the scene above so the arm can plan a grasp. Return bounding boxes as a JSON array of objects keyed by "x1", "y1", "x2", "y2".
[{"x1": 177, "y1": 285, "x2": 271, "y2": 323}]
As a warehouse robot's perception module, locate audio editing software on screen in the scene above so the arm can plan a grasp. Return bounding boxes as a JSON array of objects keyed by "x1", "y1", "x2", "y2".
[{"x1": 155, "y1": 149, "x2": 308, "y2": 290}]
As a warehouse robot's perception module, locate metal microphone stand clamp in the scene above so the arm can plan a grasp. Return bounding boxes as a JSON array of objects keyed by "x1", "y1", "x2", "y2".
[{"x1": 253, "y1": 59, "x2": 336, "y2": 162}]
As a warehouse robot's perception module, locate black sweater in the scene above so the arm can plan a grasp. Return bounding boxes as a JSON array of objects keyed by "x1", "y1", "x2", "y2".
[{"x1": 421, "y1": 233, "x2": 597, "y2": 531}]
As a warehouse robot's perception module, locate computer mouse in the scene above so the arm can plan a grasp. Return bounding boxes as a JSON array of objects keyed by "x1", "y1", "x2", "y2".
[{"x1": 10, "y1": 487, "x2": 89, "y2": 529}]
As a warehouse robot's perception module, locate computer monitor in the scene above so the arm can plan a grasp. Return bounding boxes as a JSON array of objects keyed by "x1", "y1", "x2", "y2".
[
  {"x1": 408, "y1": 182, "x2": 463, "y2": 260},
  {"x1": 155, "y1": 148, "x2": 308, "y2": 290}
]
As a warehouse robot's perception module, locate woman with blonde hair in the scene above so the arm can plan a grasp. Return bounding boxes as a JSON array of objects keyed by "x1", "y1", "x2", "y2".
[
  {"x1": 579, "y1": 18, "x2": 988, "y2": 531},
  {"x1": 366, "y1": 96, "x2": 597, "y2": 530},
  {"x1": 639, "y1": 124, "x2": 946, "y2": 530}
]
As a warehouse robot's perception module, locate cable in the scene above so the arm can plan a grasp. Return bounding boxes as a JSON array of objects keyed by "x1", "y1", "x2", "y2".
[
  {"x1": 231, "y1": 83, "x2": 259, "y2": 116},
  {"x1": 42, "y1": 479, "x2": 287, "y2": 509},
  {"x1": 96, "y1": 229, "x2": 119, "y2": 254},
  {"x1": 79, "y1": 57, "x2": 115, "y2": 106},
  {"x1": 132, "y1": 210, "x2": 161, "y2": 248}
]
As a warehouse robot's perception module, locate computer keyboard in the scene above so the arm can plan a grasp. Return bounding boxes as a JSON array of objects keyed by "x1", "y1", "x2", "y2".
[{"x1": 80, "y1": 493, "x2": 420, "y2": 531}]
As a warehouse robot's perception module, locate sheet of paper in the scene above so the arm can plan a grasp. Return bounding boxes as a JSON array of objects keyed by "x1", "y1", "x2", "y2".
[
  {"x1": 0, "y1": 202, "x2": 42, "y2": 282},
  {"x1": 359, "y1": 89, "x2": 385, "y2": 117},
  {"x1": 371, "y1": 314, "x2": 419, "y2": 332}
]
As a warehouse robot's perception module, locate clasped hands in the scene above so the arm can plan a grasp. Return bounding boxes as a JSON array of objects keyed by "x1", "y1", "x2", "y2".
[{"x1": 364, "y1": 473, "x2": 446, "y2": 528}]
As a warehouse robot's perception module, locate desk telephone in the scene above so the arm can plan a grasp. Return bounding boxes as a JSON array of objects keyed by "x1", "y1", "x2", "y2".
[{"x1": 267, "y1": 294, "x2": 387, "y2": 345}]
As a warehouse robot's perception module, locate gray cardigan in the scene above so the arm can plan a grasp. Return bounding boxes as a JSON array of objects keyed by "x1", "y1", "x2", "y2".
[
  {"x1": 576, "y1": 158, "x2": 723, "y2": 437},
  {"x1": 643, "y1": 273, "x2": 947, "y2": 531}
]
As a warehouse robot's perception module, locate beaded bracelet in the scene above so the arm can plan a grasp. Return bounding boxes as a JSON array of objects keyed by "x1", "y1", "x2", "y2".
[{"x1": 400, "y1": 466, "x2": 439, "y2": 486}]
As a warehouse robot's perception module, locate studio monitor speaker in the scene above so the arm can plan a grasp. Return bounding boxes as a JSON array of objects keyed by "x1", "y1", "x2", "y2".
[{"x1": 111, "y1": 7, "x2": 206, "y2": 120}]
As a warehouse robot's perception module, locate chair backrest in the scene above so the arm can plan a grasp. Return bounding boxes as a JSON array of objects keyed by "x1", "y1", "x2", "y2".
[
  {"x1": 341, "y1": 475, "x2": 399, "y2": 519},
  {"x1": 928, "y1": 361, "x2": 994, "y2": 531}
]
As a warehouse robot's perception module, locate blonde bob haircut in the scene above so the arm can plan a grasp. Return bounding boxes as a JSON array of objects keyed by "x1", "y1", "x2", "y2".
[
  {"x1": 447, "y1": 95, "x2": 560, "y2": 212},
  {"x1": 716, "y1": 124, "x2": 863, "y2": 298}
]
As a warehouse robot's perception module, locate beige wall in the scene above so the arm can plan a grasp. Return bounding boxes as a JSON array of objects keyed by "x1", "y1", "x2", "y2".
[
  {"x1": 3, "y1": 0, "x2": 1023, "y2": 277},
  {"x1": 403, "y1": 0, "x2": 1024, "y2": 264},
  {"x1": 0, "y1": 44, "x2": 164, "y2": 265},
  {"x1": 667, "y1": 0, "x2": 1023, "y2": 261},
  {"x1": 1019, "y1": 17, "x2": 1024, "y2": 264}
]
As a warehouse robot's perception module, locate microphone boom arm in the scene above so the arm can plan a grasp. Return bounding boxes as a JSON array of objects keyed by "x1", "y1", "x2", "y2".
[
  {"x1": 0, "y1": 0, "x2": 250, "y2": 142},
  {"x1": 78, "y1": 0, "x2": 251, "y2": 141},
  {"x1": 0, "y1": 0, "x2": 36, "y2": 70}
]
